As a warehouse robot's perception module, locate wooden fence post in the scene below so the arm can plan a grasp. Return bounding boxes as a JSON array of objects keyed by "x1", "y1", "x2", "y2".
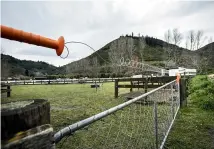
[
  {"x1": 143, "y1": 78, "x2": 148, "y2": 100},
  {"x1": 7, "y1": 85, "x2": 11, "y2": 97},
  {"x1": 138, "y1": 81, "x2": 139, "y2": 90},
  {"x1": 179, "y1": 78, "x2": 187, "y2": 107},
  {"x1": 144, "y1": 78, "x2": 148, "y2": 93},
  {"x1": 115, "y1": 79, "x2": 118, "y2": 98},
  {"x1": 130, "y1": 81, "x2": 133, "y2": 92}
]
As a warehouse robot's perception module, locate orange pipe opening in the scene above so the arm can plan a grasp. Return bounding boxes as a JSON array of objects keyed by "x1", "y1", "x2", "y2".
[{"x1": 0, "y1": 25, "x2": 64, "y2": 56}]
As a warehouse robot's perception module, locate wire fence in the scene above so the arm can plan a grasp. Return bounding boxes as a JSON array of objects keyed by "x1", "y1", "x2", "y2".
[{"x1": 54, "y1": 80, "x2": 180, "y2": 149}]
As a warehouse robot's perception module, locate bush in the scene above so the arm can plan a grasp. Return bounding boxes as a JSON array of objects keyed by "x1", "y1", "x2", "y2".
[{"x1": 188, "y1": 75, "x2": 214, "y2": 110}]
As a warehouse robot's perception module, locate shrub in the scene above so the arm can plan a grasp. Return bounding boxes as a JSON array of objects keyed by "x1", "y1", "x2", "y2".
[{"x1": 188, "y1": 75, "x2": 214, "y2": 110}]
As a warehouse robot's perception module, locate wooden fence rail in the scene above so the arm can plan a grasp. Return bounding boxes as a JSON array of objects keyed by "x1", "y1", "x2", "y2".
[
  {"x1": 1, "y1": 78, "x2": 117, "y2": 86},
  {"x1": 1, "y1": 84, "x2": 11, "y2": 97},
  {"x1": 115, "y1": 76, "x2": 176, "y2": 98}
]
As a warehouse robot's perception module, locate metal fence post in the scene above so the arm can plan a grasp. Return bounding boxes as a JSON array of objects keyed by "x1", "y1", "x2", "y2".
[
  {"x1": 154, "y1": 100, "x2": 158, "y2": 149},
  {"x1": 171, "y1": 84, "x2": 175, "y2": 119}
]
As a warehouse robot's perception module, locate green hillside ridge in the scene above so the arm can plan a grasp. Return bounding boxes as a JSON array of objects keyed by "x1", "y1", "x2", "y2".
[
  {"x1": 1, "y1": 35, "x2": 214, "y2": 78},
  {"x1": 1, "y1": 54, "x2": 63, "y2": 78},
  {"x1": 64, "y1": 35, "x2": 214, "y2": 77}
]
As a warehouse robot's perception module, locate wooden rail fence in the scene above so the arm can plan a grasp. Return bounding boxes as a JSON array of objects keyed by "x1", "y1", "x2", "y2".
[
  {"x1": 1, "y1": 84, "x2": 11, "y2": 97},
  {"x1": 1, "y1": 78, "x2": 117, "y2": 86},
  {"x1": 115, "y1": 76, "x2": 176, "y2": 98}
]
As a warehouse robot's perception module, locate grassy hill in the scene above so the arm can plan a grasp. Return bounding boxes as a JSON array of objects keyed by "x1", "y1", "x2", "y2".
[{"x1": 1, "y1": 35, "x2": 214, "y2": 78}]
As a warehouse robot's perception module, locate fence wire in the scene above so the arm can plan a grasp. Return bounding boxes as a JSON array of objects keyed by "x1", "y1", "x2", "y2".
[{"x1": 55, "y1": 80, "x2": 180, "y2": 149}]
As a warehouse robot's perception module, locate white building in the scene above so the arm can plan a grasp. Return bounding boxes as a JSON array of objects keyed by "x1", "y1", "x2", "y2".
[{"x1": 168, "y1": 67, "x2": 197, "y2": 76}]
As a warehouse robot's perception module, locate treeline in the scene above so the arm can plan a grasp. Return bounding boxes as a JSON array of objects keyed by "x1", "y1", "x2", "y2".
[{"x1": 1, "y1": 54, "x2": 63, "y2": 78}]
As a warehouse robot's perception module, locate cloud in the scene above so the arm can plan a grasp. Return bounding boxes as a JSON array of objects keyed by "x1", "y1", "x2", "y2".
[{"x1": 1, "y1": 0, "x2": 214, "y2": 66}]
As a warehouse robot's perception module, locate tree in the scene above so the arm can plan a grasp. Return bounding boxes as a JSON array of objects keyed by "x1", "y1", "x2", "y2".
[
  {"x1": 184, "y1": 30, "x2": 211, "y2": 73},
  {"x1": 1, "y1": 55, "x2": 10, "y2": 79},
  {"x1": 164, "y1": 29, "x2": 172, "y2": 44},
  {"x1": 138, "y1": 36, "x2": 146, "y2": 62},
  {"x1": 171, "y1": 28, "x2": 183, "y2": 64},
  {"x1": 187, "y1": 30, "x2": 196, "y2": 50},
  {"x1": 108, "y1": 37, "x2": 127, "y2": 76},
  {"x1": 163, "y1": 28, "x2": 182, "y2": 66},
  {"x1": 186, "y1": 30, "x2": 206, "y2": 51},
  {"x1": 195, "y1": 30, "x2": 204, "y2": 50},
  {"x1": 172, "y1": 28, "x2": 183, "y2": 46},
  {"x1": 164, "y1": 29, "x2": 174, "y2": 66},
  {"x1": 185, "y1": 39, "x2": 189, "y2": 49},
  {"x1": 25, "y1": 69, "x2": 29, "y2": 76},
  {"x1": 125, "y1": 37, "x2": 136, "y2": 60},
  {"x1": 91, "y1": 57, "x2": 100, "y2": 78}
]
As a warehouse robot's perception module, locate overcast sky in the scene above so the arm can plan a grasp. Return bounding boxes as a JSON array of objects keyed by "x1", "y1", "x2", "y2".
[{"x1": 1, "y1": 0, "x2": 214, "y2": 67}]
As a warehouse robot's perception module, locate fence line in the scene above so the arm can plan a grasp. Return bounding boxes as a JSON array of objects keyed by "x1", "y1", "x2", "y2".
[
  {"x1": 54, "y1": 80, "x2": 180, "y2": 149},
  {"x1": 1, "y1": 78, "x2": 116, "y2": 85}
]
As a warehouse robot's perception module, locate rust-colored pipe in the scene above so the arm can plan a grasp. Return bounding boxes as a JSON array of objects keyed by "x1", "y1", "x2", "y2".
[{"x1": 0, "y1": 25, "x2": 64, "y2": 56}]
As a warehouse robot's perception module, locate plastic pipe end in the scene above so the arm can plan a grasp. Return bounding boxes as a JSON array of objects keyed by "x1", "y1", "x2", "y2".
[{"x1": 56, "y1": 36, "x2": 65, "y2": 56}]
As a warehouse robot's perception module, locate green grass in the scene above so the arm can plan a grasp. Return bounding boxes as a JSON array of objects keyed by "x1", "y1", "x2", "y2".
[
  {"x1": 1, "y1": 83, "x2": 173, "y2": 149},
  {"x1": 165, "y1": 104, "x2": 214, "y2": 149},
  {"x1": 1, "y1": 83, "x2": 130, "y2": 131},
  {"x1": 165, "y1": 75, "x2": 214, "y2": 149}
]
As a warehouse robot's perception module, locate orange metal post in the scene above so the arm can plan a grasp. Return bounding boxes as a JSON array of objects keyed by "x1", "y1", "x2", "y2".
[
  {"x1": 176, "y1": 73, "x2": 181, "y2": 83},
  {"x1": 0, "y1": 25, "x2": 64, "y2": 56}
]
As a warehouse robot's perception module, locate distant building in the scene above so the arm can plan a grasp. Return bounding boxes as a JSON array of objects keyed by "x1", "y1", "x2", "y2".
[{"x1": 168, "y1": 67, "x2": 196, "y2": 76}]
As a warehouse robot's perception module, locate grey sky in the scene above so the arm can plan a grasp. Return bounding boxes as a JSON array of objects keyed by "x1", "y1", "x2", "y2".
[{"x1": 1, "y1": 0, "x2": 214, "y2": 66}]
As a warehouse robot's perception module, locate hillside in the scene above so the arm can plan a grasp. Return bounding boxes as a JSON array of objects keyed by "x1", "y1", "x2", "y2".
[
  {"x1": 64, "y1": 35, "x2": 214, "y2": 77},
  {"x1": 1, "y1": 35, "x2": 213, "y2": 78},
  {"x1": 1, "y1": 54, "x2": 62, "y2": 78}
]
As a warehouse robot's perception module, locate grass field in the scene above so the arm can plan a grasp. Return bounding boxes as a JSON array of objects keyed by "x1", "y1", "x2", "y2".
[
  {"x1": 1, "y1": 82, "x2": 176, "y2": 149},
  {"x1": 165, "y1": 75, "x2": 214, "y2": 149},
  {"x1": 165, "y1": 104, "x2": 214, "y2": 149},
  {"x1": 1, "y1": 83, "x2": 129, "y2": 129}
]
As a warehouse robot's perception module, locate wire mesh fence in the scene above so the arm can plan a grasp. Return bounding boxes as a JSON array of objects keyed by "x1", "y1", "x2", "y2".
[{"x1": 55, "y1": 80, "x2": 180, "y2": 149}]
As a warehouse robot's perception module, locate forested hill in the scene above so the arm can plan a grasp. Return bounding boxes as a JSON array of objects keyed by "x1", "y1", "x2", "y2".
[
  {"x1": 1, "y1": 35, "x2": 214, "y2": 78},
  {"x1": 64, "y1": 35, "x2": 214, "y2": 77},
  {"x1": 1, "y1": 54, "x2": 62, "y2": 78}
]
